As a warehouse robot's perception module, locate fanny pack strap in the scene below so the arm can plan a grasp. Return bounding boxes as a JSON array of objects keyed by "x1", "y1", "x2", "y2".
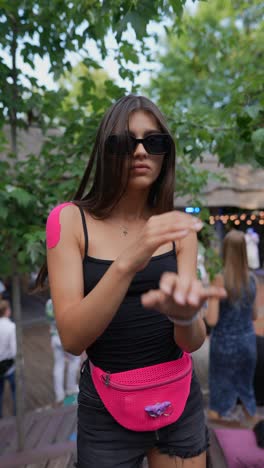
[{"x1": 89, "y1": 360, "x2": 95, "y2": 374}]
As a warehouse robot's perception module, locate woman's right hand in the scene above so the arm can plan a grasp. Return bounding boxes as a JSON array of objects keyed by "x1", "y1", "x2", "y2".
[{"x1": 117, "y1": 211, "x2": 203, "y2": 275}]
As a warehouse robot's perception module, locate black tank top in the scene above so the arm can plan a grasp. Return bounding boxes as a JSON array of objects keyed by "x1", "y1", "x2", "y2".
[{"x1": 79, "y1": 207, "x2": 182, "y2": 373}]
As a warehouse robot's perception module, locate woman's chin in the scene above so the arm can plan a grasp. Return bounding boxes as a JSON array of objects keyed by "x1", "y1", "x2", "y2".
[{"x1": 127, "y1": 175, "x2": 155, "y2": 191}]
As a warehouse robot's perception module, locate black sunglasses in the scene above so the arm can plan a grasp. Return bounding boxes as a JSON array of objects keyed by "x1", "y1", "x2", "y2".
[{"x1": 105, "y1": 133, "x2": 172, "y2": 156}]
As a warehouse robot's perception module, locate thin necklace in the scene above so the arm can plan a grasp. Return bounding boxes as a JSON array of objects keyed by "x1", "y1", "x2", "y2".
[
  {"x1": 108, "y1": 215, "x2": 150, "y2": 237},
  {"x1": 120, "y1": 224, "x2": 129, "y2": 236}
]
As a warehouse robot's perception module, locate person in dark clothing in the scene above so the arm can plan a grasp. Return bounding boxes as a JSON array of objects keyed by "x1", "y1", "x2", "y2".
[
  {"x1": 36, "y1": 95, "x2": 225, "y2": 468},
  {"x1": 254, "y1": 335, "x2": 264, "y2": 406},
  {"x1": 206, "y1": 230, "x2": 258, "y2": 425}
]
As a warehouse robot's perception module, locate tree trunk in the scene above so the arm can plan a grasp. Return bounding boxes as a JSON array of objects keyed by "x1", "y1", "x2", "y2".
[
  {"x1": 12, "y1": 273, "x2": 25, "y2": 451},
  {"x1": 9, "y1": 14, "x2": 25, "y2": 452},
  {"x1": 12, "y1": 272, "x2": 25, "y2": 451}
]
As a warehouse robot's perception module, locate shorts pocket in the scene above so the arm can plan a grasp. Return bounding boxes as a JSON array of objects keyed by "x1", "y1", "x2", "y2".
[{"x1": 78, "y1": 364, "x2": 105, "y2": 410}]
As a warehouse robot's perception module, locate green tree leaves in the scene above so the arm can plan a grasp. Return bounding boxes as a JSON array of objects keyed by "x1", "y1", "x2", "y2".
[{"x1": 147, "y1": 0, "x2": 264, "y2": 168}]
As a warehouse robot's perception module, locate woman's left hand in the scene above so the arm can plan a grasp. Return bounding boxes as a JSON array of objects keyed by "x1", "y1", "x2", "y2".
[{"x1": 141, "y1": 272, "x2": 226, "y2": 321}]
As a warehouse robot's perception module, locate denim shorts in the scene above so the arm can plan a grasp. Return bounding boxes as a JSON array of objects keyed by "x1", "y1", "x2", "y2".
[{"x1": 77, "y1": 362, "x2": 209, "y2": 468}]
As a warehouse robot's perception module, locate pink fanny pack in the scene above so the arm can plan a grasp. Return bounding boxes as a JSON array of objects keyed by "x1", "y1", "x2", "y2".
[{"x1": 90, "y1": 352, "x2": 192, "y2": 432}]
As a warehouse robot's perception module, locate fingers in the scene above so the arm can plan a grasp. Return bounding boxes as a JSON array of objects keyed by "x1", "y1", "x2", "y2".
[
  {"x1": 156, "y1": 217, "x2": 203, "y2": 236},
  {"x1": 142, "y1": 274, "x2": 227, "y2": 320},
  {"x1": 158, "y1": 212, "x2": 203, "y2": 232},
  {"x1": 186, "y1": 280, "x2": 202, "y2": 307},
  {"x1": 186, "y1": 280, "x2": 226, "y2": 308},
  {"x1": 199, "y1": 285, "x2": 227, "y2": 301},
  {"x1": 160, "y1": 272, "x2": 189, "y2": 305},
  {"x1": 143, "y1": 213, "x2": 203, "y2": 258},
  {"x1": 148, "y1": 213, "x2": 203, "y2": 243},
  {"x1": 159, "y1": 272, "x2": 175, "y2": 295},
  {"x1": 159, "y1": 273, "x2": 227, "y2": 307},
  {"x1": 164, "y1": 219, "x2": 203, "y2": 242},
  {"x1": 141, "y1": 289, "x2": 166, "y2": 309}
]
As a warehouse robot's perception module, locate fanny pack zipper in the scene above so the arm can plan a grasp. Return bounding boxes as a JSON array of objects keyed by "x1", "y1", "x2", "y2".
[{"x1": 101, "y1": 365, "x2": 191, "y2": 391}]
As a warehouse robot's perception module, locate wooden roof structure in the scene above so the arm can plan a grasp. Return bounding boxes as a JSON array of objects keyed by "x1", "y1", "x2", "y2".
[{"x1": 174, "y1": 154, "x2": 264, "y2": 210}]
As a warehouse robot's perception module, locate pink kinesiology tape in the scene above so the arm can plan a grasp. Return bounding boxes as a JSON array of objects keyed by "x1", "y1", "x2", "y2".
[{"x1": 46, "y1": 202, "x2": 73, "y2": 249}]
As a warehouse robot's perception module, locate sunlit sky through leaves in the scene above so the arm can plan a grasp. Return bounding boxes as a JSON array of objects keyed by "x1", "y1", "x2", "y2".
[{"x1": 1, "y1": 0, "x2": 197, "y2": 92}]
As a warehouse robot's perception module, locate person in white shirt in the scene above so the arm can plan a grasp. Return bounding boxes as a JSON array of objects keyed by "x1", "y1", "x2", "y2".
[
  {"x1": 245, "y1": 228, "x2": 260, "y2": 270},
  {"x1": 0, "y1": 279, "x2": 6, "y2": 297},
  {"x1": 45, "y1": 298, "x2": 81, "y2": 405},
  {"x1": 0, "y1": 300, "x2": 16, "y2": 418}
]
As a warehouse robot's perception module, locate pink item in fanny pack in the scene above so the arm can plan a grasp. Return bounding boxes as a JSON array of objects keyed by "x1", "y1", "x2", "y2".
[{"x1": 90, "y1": 352, "x2": 192, "y2": 432}]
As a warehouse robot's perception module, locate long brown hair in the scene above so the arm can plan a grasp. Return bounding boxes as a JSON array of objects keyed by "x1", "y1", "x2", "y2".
[
  {"x1": 36, "y1": 94, "x2": 176, "y2": 288},
  {"x1": 223, "y1": 230, "x2": 250, "y2": 301},
  {"x1": 0, "y1": 300, "x2": 10, "y2": 317}
]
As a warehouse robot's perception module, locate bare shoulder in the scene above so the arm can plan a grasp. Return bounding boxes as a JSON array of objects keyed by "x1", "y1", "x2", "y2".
[
  {"x1": 46, "y1": 201, "x2": 79, "y2": 223},
  {"x1": 46, "y1": 202, "x2": 82, "y2": 250}
]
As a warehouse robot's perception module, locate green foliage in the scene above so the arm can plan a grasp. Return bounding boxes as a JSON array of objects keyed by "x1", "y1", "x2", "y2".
[
  {"x1": 204, "y1": 244, "x2": 223, "y2": 281},
  {"x1": 0, "y1": 0, "x2": 191, "y2": 277},
  {"x1": 147, "y1": 0, "x2": 264, "y2": 168},
  {"x1": 144, "y1": 0, "x2": 263, "y2": 277},
  {"x1": 59, "y1": 62, "x2": 117, "y2": 113}
]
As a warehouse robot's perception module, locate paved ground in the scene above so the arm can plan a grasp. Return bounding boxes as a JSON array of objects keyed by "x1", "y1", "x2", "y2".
[{"x1": 0, "y1": 405, "x2": 77, "y2": 466}]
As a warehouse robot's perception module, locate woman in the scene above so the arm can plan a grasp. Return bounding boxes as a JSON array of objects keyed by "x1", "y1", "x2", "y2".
[
  {"x1": 206, "y1": 230, "x2": 258, "y2": 424},
  {"x1": 37, "y1": 95, "x2": 225, "y2": 468}
]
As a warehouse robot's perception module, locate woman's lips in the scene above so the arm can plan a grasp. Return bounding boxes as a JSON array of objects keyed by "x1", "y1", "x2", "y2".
[{"x1": 131, "y1": 164, "x2": 151, "y2": 173}]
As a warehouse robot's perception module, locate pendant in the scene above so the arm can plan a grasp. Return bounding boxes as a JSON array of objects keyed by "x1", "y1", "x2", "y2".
[{"x1": 121, "y1": 225, "x2": 128, "y2": 236}]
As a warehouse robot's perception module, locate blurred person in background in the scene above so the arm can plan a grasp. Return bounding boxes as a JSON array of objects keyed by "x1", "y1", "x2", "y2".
[
  {"x1": 197, "y1": 241, "x2": 209, "y2": 286},
  {"x1": 206, "y1": 230, "x2": 258, "y2": 425},
  {"x1": 0, "y1": 300, "x2": 16, "y2": 418},
  {"x1": 192, "y1": 241, "x2": 210, "y2": 399},
  {"x1": 45, "y1": 298, "x2": 81, "y2": 405},
  {"x1": 245, "y1": 227, "x2": 260, "y2": 270},
  {"x1": 0, "y1": 279, "x2": 6, "y2": 298}
]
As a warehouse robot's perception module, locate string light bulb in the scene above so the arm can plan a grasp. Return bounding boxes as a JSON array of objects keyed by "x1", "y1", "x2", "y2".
[{"x1": 207, "y1": 211, "x2": 264, "y2": 225}]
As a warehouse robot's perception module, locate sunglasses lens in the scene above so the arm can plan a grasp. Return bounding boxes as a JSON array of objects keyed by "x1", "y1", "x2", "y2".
[
  {"x1": 106, "y1": 134, "x2": 136, "y2": 156},
  {"x1": 105, "y1": 135, "x2": 127, "y2": 156},
  {"x1": 145, "y1": 134, "x2": 171, "y2": 154},
  {"x1": 106, "y1": 133, "x2": 172, "y2": 156}
]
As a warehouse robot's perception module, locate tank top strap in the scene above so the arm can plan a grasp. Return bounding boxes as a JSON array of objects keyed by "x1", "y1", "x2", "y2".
[
  {"x1": 78, "y1": 206, "x2": 88, "y2": 258},
  {"x1": 172, "y1": 241, "x2": 178, "y2": 272}
]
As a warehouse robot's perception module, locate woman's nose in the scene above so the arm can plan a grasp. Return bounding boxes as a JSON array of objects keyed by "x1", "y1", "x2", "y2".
[{"x1": 133, "y1": 142, "x2": 147, "y2": 157}]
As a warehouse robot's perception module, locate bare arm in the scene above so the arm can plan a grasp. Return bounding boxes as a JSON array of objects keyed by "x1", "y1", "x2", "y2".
[
  {"x1": 142, "y1": 233, "x2": 226, "y2": 352},
  {"x1": 173, "y1": 232, "x2": 206, "y2": 352},
  {"x1": 252, "y1": 301, "x2": 258, "y2": 321},
  {"x1": 205, "y1": 274, "x2": 223, "y2": 327},
  {"x1": 47, "y1": 205, "x2": 135, "y2": 355}
]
